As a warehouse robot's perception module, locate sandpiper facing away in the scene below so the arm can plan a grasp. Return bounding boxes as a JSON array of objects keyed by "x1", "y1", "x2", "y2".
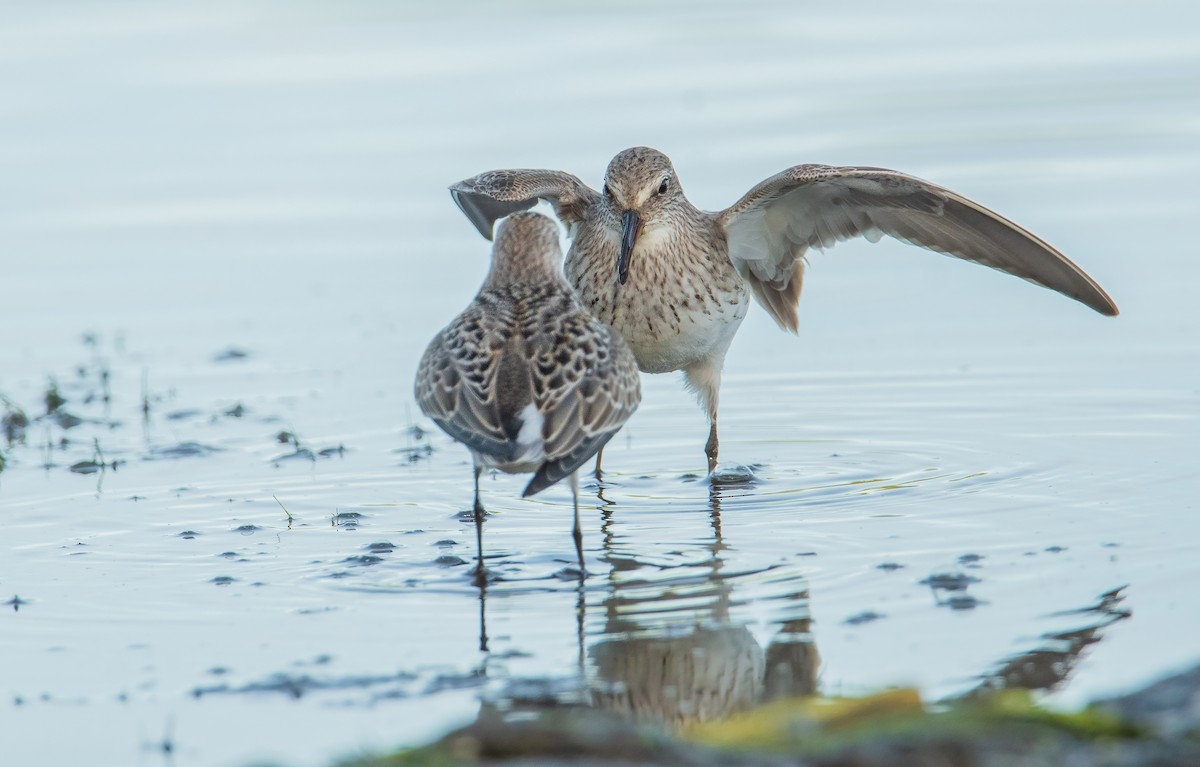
[
  {"x1": 415, "y1": 211, "x2": 640, "y2": 578},
  {"x1": 451, "y1": 148, "x2": 1118, "y2": 475}
]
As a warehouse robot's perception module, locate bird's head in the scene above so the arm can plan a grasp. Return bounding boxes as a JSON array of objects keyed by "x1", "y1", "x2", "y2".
[
  {"x1": 486, "y1": 211, "x2": 564, "y2": 287},
  {"x1": 603, "y1": 147, "x2": 682, "y2": 285}
]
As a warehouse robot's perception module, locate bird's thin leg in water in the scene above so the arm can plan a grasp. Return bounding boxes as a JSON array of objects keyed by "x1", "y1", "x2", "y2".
[
  {"x1": 476, "y1": 575, "x2": 489, "y2": 653},
  {"x1": 685, "y1": 359, "x2": 723, "y2": 474},
  {"x1": 708, "y1": 485, "x2": 725, "y2": 543},
  {"x1": 705, "y1": 418, "x2": 719, "y2": 475},
  {"x1": 472, "y1": 461, "x2": 486, "y2": 584},
  {"x1": 570, "y1": 470, "x2": 585, "y2": 575},
  {"x1": 574, "y1": 574, "x2": 586, "y2": 674},
  {"x1": 593, "y1": 446, "x2": 605, "y2": 483}
]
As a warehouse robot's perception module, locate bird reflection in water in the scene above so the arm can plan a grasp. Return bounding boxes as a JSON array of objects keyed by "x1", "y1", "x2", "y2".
[
  {"x1": 469, "y1": 483, "x2": 819, "y2": 726},
  {"x1": 587, "y1": 486, "x2": 818, "y2": 726},
  {"x1": 468, "y1": 482, "x2": 1132, "y2": 735}
]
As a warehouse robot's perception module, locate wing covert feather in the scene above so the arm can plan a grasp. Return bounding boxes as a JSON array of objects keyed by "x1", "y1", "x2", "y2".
[{"x1": 450, "y1": 170, "x2": 599, "y2": 240}]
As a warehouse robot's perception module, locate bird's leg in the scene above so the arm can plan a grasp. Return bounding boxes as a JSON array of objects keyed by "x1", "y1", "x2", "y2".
[
  {"x1": 472, "y1": 461, "x2": 487, "y2": 584},
  {"x1": 684, "y1": 359, "x2": 723, "y2": 475},
  {"x1": 705, "y1": 417, "x2": 719, "y2": 475},
  {"x1": 570, "y1": 470, "x2": 585, "y2": 576},
  {"x1": 593, "y1": 446, "x2": 605, "y2": 483}
]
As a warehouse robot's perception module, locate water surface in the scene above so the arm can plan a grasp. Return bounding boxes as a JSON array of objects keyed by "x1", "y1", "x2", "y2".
[{"x1": 2, "y1": 2, "x2": 1199, "y2": 765}]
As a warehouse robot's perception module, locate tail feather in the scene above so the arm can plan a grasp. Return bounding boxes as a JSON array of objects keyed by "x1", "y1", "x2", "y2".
[{"x1": 522, "y1": 432, "x2": 614, "y2": 497}]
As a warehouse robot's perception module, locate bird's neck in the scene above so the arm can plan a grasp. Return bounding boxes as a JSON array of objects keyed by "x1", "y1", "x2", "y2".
[
  {"x1": 484, "y1": 254, "x2": 565, "y2": 292},
  {"x1": 630, "y1": 204, "x2": 717, "y2": 263}
]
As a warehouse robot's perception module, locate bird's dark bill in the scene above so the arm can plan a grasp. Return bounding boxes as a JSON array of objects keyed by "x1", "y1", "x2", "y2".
[{"x1": 618, "y1": 209, "x2": 641, "y2": 285}]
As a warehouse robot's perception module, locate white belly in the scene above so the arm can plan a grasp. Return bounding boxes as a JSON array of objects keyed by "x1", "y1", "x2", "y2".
[{"x1": 621, "y1": 287, "x2": 747, "y2": 373}]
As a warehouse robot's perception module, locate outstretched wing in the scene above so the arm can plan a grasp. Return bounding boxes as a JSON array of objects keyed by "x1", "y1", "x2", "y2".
[
  {"x1": 450, "y1": 169, "x2": 600, "y2": 240},
  {"x1": 718, "y1": 164, "x2": 1119, "y2": 331},
  {"x1": 523, "y1": 322, "x2": 641, "y2": 497}
]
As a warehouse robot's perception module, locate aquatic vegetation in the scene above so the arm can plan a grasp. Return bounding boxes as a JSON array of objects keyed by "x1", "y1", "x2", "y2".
[{"x1": 345, "y1": 666, "x2": 1200, "y2": 767}]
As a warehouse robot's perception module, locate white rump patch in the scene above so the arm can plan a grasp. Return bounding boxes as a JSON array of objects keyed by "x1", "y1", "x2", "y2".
[{"x1": 516, "y1": 403, "x2": 544, "y2": 448}]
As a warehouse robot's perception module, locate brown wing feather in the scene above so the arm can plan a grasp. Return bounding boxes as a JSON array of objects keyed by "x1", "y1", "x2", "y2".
[
  {"x1": 414, "y1": 307, "x2": 514, "y2": 464},
  {"x1": 523, "y1": 318, "x2": 640, "y2": 497},
  {"x1": 450, "y1": 169, "x2": 600, "y2": 241},
  {"x1": 719, "y1": 164, "x2": 1118, "y2": 322}
]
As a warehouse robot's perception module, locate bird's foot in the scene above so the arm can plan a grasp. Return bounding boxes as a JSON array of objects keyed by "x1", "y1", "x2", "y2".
[{"x1": 707, "y1": 463, "x2": 757, "y2": 486}]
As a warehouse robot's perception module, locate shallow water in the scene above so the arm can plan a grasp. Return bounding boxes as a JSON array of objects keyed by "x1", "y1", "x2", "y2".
[{"x1": 2, "y1": 1, "x2": 1199, "y2": 765}]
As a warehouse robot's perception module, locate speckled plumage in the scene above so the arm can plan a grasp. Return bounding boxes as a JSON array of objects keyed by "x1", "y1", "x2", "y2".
[
  {"x1": 415, "y1": 212, "x2": 640, "y2": 577},
  {"x1": 451, "y1": 147, "x2": 1118, "y2": 474}
]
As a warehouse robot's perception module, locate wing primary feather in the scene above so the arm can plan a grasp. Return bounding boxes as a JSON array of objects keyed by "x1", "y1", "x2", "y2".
[{"x1": 721, "y1": 165, "x2": 1119, "y2": 318}]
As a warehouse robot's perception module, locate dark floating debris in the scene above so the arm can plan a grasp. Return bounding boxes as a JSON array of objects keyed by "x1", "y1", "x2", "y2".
[
  {"x1": 269, "y1": 428, "x2": 345, "y2": 464},
  {"x1": 178, "y1": 530, "x2": 200, "y2": 539},
  {"x1": 921, "y1": 569, "x2": 986, "y2": 611},
  {"x1": 396, "y1": 425, "x2": 434, "y2": 462},
  {"x1": 424, "y1": 669, "x2": 485, "y2": 695},
  {"x1": 333, "y1": 512, "x2": 364, "y2": 526},
  {"x1": 69, "y1": 437, "x2": 121, "y2": 474},
  {"x1": 69, "y1": 460, "x2": 104, "y2": 474},
  {"x1": 876, "y1": 562, "x2": 905, "y2": 572},
  {"x1": 144, "y1": 442, "x2": 222, "y2": 460},
  {"x1": 2, "y1": 399, "x2": 29, "y2": 445},
  {"x1": 921, "y1": 572, "x2": 980, "y2": 591},
  {"x1": 844, "y1": 610, "x2": 885, "y2": 626},
  {"x1": 212, "y1": 347, "x2": 250, "y2": 362},
  {"x1": 271, "y1": 447, "x2": 316, "y2": 463},
  {"x1": 44, "y1": 379, "x2": 66, "y2": 413},
  {"x1": 192, "y1": 669, "x2": 417, "y2": 700},
  {"x1": 396, "y1": 444, "x2": 434, "y2": 462},
  {"x1": 964, "y1": 586, "x2": 1130, "y2": 698},
  {"x1": 344, "y1": 555, "x2": 384, "y2": 567},
  {"x1": 365, "y1": 542, "x2": 396, "y2": 553},
  {"x1": 223, "y1": 403, "x2": 247, "y2": 418},
  {"x1": 165, "y1": 409, "x2": 203, "y2": 421},
  {"x1": 233, "y1": 525, "x2": 260, "y2": 535},
  {"x1": 435, "y1": 555, "x2": 468, "y2": 567},
  {"x1": 211, "y1": 576, "x2": 236, "y2": 586},
  {"x1": 945, "y1": 595, "x2": 984, "y2": 611},
  {"x1": 50, "y1": 410, "x2": 84, "y2": 430},
  {"x1": 1045, "y1": 545, "x2": 1068, "y2": 553},
  {"x1": 958, "y1": 553, "x2": 985, "y2": 566}
]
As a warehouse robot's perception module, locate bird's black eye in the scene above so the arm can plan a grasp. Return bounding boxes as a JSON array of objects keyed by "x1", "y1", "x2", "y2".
[{"x1": 657, "y1": 179, "x2": 669, "y2": 195}]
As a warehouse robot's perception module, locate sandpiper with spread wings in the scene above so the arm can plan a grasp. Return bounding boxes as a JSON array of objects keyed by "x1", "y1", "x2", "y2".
[
  {"x1": 450, "y1": 147, "x2": 1118, "y2": 475},
  {"x1": 415, "y1": 212, "x2": 641, "y2": 578}
]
